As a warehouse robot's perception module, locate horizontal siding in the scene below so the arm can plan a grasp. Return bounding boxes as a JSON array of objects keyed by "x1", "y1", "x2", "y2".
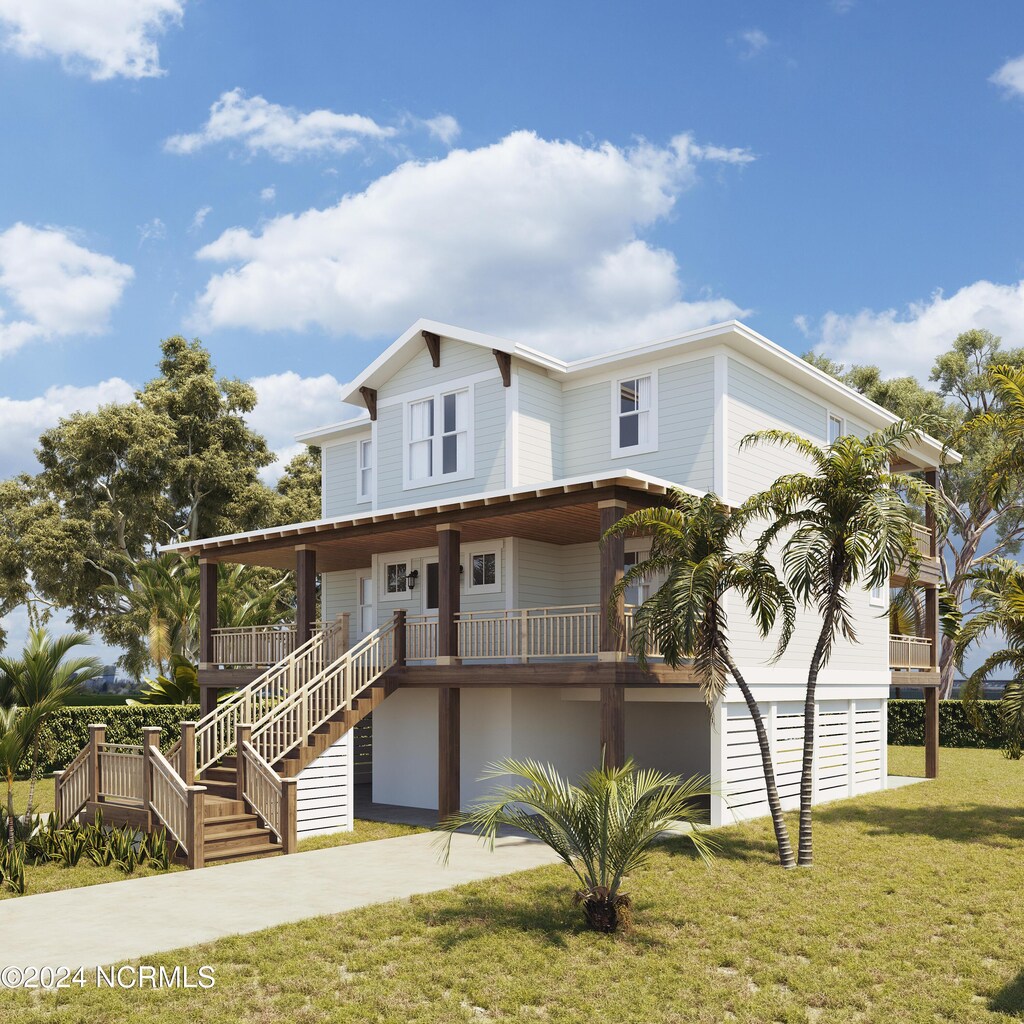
[
  {"x1": 377, "y1": 339, "x2": 496, "y2": 401},
  {"x1": 515, "y1": 540, "x2": 599, "y2": 608},
  {"x1": 296, "y1": 731, "x2": 353, "y2": 837},
  {"x1": 561, "y1": 357, "x2": 715, "y2": 490},
  {"x1": 322, "y1": 569, "x2": 365, "y2": 631},
  {"x1": 323, "y1": 436, "x2": 366, "y2": 519},
  {"x1": 517, "y1": 366, "x2": 562, "y2": 484}
]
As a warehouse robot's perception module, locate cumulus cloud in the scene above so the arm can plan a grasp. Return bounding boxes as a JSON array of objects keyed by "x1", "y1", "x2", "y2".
[
  {"x1": 165, "y1": 88, "x2": 400, "y2": 160},
  {"x1": 808, "y1": 279, "x2": 1024, "y2": 380},
  {"x1": 420, "y1": 114, "x2": 461, "y2": 145},
  {"x1": 991, "y1": 54, "x2": 1024, "y2": 99},
  {"x1": 191, "y1": 130, "x2": 752, "y2": 355},
  {"x1": 735, "y1": 28, "x2": 770, "y2": 59},
  {"x1": 0, "y1": 224, "x2": 133, "y2": 358},
  {"x1": 0, "y1": 0, "x2": 184, "y2": 80}
]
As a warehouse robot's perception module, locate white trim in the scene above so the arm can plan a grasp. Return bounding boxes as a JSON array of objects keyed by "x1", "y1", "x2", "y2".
[
  {"x1": 610, "y1": 369, "x2": 658, "y2": 459},
  {"x1": 381, "y1": 559, "x2": 413, "y2": 603},
  {"x1": 828, "y1": 411, "x2": 845, "y2": 444},
  {"x1": 401, "y1": 384, "x2": 475, "y2": 491},
  {"x1": 356, "y1": 437, "x2": 373, "y2": 505},
  {"x1": 713, "y1": 349, "x2": 728, "y2": 499},
  {"x1": 506, "y1": 368, "x2": 519, "y2": 488},
  {"x1": 296, "y1": 416, "x2": 371, "y2": 446},
  {"x1": 505, "y1": 536, "x2": 517, "y2": 611},
  {"x1": 868, "y1": 583, "x2": 885, "y2": 609},
  {"x1": 319, "y1": 445, "x2": 327, "y2": 520},
  {"x1": 377, "y1": 368, "x2": 499, "y2": 408},
  {"x1": 370, "y1": 418, "x2": 378, "y2": 509},
  {"x1": 466, "y1": 546, "x2": 502, "y2": 594}
]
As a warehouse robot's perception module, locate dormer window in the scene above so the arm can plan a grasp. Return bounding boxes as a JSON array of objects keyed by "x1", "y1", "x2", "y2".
[
  {"x1": 405, "y1": 387, "x2": 472, "y2": 487},
  {"x1": 612, "y1": 372, "x2": 657, "y2": 457}
]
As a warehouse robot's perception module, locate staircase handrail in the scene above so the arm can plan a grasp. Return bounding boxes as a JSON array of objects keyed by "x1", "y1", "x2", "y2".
[{"x1": 251, "y1": 620, "x2": 398, "y2": 766}]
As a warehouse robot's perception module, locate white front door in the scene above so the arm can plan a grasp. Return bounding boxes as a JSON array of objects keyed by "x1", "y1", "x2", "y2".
[{"x1": 358, "y1": 576, "x2": 374, "y2": 638}]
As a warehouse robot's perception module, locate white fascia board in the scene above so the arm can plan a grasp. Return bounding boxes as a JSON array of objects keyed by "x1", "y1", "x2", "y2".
[{"x1": 295, "y1": 416, "x2": 372, "y2": 446}]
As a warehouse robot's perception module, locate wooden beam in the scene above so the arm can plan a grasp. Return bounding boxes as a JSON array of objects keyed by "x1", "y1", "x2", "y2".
[
  {"x1": 437, "y1": 525, "x2": 461, "y2": 663},
  {"x1": 394, "y1": 608, "x2": 407, "y2": 667},
  {"x1": 924, "y1": 586, "x2": 939, "y2": 668},
  {"x1": 359, "y1": 386, "x2": 378, "y2": 421},
  {"x1": 599, "y1": 501, "x2": 626, "y2": 659},
  {"x1": 199, "y1": 559, "x2": 217, "y2": 668},
  {"x1": 924, "y1": 469, "x2": 938, "y2": 557},
  {"x1": 924, "y1": 686, "x2": 939, "y2": 778},
  {"x1": 388, "y1": 661, "x2": 701, "y2": 687},
  {"x1": 438, "y1": 686, "x2": 460, "y2": 819},
  {"x1": 295, "y1": 546, "x2": 317, "y2": 647},
  {"x1": 600, "y1": 685, "x2": 625, "y2": 768},
  {"x1": 422, "y1": 330, "x2": 441, "y2": 367},
  {"x1": 493, "y1": 348, "x2": 512, "y2": 388}
]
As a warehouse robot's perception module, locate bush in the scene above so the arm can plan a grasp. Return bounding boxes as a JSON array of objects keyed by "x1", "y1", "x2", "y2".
[
  {"x1": 887, "y1": 699, "x2": 1005, "y2": 749},
  {"x1": 23, "y1": 704, "x2": 199, "y2": 776}
]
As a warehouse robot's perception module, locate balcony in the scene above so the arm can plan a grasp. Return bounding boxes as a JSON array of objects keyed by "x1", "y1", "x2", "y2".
[
  {"x1": 211, "y1": 619, "x2": 349, "y2": 668},
  {"x1": 889, "y1": 633, "x2": 933, "y2": 671}
]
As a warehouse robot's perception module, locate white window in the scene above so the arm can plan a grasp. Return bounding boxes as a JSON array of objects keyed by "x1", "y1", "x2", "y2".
[
  {"x1": 468, "y1": 550, "x2": 500, "y2": 593},
  {"x1": 828, "y1": 414, "x2": 845, "y2": 444},
  {"x1": 358, "y1": 576, "x2": 374, "y2": 635},
  {"x1": 869, "y1": 584, "x2": 885, "y2": 608},
  {"x1": 405, "y1": 388, "x2": 471, "y2": 486},
  {"x1": 385, "y1": 562, "x2": 408, "y2": 595},
  {"x1": 612, "y1": 373, "x2": 657, "y2": 457},
  {"x1": 357, "y1": 438, "x2": 373, "y2": 503},
  {"x1": 624, "y1": 549, "x2": 653, "y2": 606}
]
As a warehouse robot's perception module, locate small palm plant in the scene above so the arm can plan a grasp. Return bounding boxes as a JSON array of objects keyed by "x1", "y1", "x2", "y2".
[
  {"x1": 438, "y1": 758, "x2": 714, "y2": 933},
  {"x1": 603, "y1": 491, "x2": 796, "y2": 868},
  {"x1": 0, "y1": 705, "x2": 45, "y2": 849}
]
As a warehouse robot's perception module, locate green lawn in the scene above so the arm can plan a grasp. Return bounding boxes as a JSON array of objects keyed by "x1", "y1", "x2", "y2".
[{"x1": 8, "y1": 747, "x2": 1024, "y2": 1022}]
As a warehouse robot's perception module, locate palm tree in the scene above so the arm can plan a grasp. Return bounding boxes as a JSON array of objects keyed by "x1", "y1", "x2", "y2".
[
  {"x1": 129, "y1": 653, "x2": 200, "y2": 706},
  {"x1": 0, "y1": 705, "x2": 45, "y2": 848},
  {"x1": 740, "y1": 422, "x2": 942, "y2": 866},
  {"x1": 438, "y1": 758, "x2": 714, "y2": 932},
  {"x1": 956, "y1": 558, "x2": 1024, "y2": 759},
  {"x1": 602, "y1": 491, "x2": 797, "y2": 868},
  {"x1": 0, "y1": 628, "x2": 102, "y2": 818}
]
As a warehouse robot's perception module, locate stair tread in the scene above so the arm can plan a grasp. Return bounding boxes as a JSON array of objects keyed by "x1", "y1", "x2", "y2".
[
  {"x1": 203, "y1": 813, "x2": 260, "y2": 827},
  {"x1": 204, "y1": 847, "x2": 283, "y2": 864},
  {"x1": 204, "y1": 827, "x2": 274, "y2": 845}
]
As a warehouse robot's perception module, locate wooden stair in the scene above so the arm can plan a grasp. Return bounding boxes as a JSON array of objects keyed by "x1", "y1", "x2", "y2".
[{"x1": 196, "y1": 792, "x2": 282, "y2": 864}]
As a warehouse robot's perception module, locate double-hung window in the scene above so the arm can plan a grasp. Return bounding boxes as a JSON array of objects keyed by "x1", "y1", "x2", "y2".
[
  {"x1": 828, "y1": 414, "x2": 845, "y2": 444},
  {"x1": 613, "y1": 373, "x2": 656, "y2": 456},
  {"x1": 406, "y1": 388, "x2": 470, "y2": 486},
  {"x1": 357, "y1": 438, "x2": 373, "y2": 502}
]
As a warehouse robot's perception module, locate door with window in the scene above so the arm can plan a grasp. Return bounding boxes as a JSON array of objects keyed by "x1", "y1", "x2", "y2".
[{"x1": 423, "y1": 561, "x2": 440, "y2": 613}]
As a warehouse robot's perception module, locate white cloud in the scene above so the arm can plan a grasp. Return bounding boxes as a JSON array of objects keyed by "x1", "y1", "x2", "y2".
[
  {"x1": 421, "y1": 114, "x2": 461, "y2": 145},
  {"x1": 248, "y1": 371, "x2": 359, "y2": 482},
  {"x1": 736, "y1": 28, "x2": 770, "y2": 59},
  {"x1": 808, "y1": 279, "x2": 1024, "y2": 379},
  {"x1": 137, "y1": 217, "x2": 166, "y2": 246},
  {"x1": 991, "y1": 54, "x2": 1024, "y2": 99},
  {"x1": 0, "y1": 0, "x2": 183, "y2": 80},
  {"x1": 0, "y1": 224, "x2": 134, "y2": 358},
  {"x1": 260, "y1": 186, "x2": 276, "y2": 202},
  {"x1": 0, "y1": 377, "x2": 135, "y2": 477},
  {"x1": 190, "y1": 205, "x2": 212, "y2": 232},
  {"x1": 165, "y1": 88, "x2": 398, "y2": 160},
  {"x1": 192, "y1": 130, "x2": 752, "y2": 355}
]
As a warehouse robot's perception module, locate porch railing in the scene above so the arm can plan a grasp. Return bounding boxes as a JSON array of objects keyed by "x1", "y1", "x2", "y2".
[
  {"x1": 451, "y1": 606, "x2": 600, "y2": 661},
  {"x1": 210, "y1": 619, "x2": 347, "y2": 668},
  {"x1": 406, "y1": 614, "x2": 438, "y2": 662},
  {"x1": 889, "y1": 633, "x2": 933, "y2": 670},
  {"x1": 96, "y1": 743, "x2": 145, "y2": 803},
  {"x1": 910, "y1": 524, "x2": 933, "y2": 559}
]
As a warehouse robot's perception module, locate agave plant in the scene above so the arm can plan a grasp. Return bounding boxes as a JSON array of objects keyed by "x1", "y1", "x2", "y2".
[
  {"x1": 145, "y1": 828, "x2": 172, "y2": 871},
  {"x1": 438, "y1": 758, "x2": 714, "y2": 933},
  {"x1": 0, "y1": 840, "x2": 25, "y2": 894}
]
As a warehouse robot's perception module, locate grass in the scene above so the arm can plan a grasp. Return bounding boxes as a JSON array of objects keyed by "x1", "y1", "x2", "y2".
[
  {"x1": 0, "y1": 778, "x2": 425, "y2": 900},
  {"x1": 5, "y1": 746, "x2": 1024, "y2": 1021}
]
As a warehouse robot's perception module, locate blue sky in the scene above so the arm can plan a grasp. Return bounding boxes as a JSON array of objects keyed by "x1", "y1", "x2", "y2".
[{"x1": 0, "y1": 1, "x2": 1022, "y2": 663}]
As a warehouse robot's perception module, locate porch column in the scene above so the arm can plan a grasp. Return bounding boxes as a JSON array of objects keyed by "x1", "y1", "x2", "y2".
[
  {"x1": 437, "y1": 524, "x2": 461, "y2": 665},
  {"x1": 295, "y1": 546, "x2": 317, "y2": 648},
  {"x1": 924, "y1": 586, "x2": 939, "y2": 669},
  {"x1": 924, "y1": 469, "x2": 938, "y2": 557},
  {"x1": 924, "y1": 685, "x2": 939, "y2": 779},
  {"x1": 438, "y1": 686, "x2": 460, "y2": 820},
  {"x1": 600, "y1": 685, "x2": 626, "y2": 769},
  {"x1": 199, "y1": 559, "x2": 217, "y2": 669},
  {"x1": 598, "y1": 500, "x2": 627, "y2": 661}
]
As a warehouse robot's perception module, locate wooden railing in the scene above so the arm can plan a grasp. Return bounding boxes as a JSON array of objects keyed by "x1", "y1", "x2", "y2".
[
  {"x1": 210, "y1": 618, "x2": 349, "y2": 668},
  {"x1": 149, "y1": 744, "x2": 194, "y2": 854},
  {"x1": 252, "y1": 620, "x2": 398, "y2": 766},
  {"x1": 910, "y1": 524, "x2": 933, "y2": 558},
  {"x1": 406, "y1": 614, "x2": 438, "y2": 662},
  {"x1": 238, "y1": 735, "x2": 296, "y2": 852},
  {"x1": 890, "y1": 633, "x2": 933, "y2": 670},
  {"x1": 453, "y1": 606, "x2": 600, "y2": 661},
  {"x1": 187, "y1": 618, "x2": 348, "y2": 776},
  {"x1": 96, "y1": 743, "x2": 144, "y2": 802},
  {"x1": 53, "y1": 742, "x2": 91, "y2": 825},
  {"x1": 624, "y1": 608, "x2": 663, "y2": 658}
]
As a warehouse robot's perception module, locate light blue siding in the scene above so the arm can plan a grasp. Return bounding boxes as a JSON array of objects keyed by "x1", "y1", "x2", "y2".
[
  {"x1": 322, "y1": 437, "x2": 366, "y2": 519},
  {"x1": 517, "y1": 366, "x2": 562, "y2": 484},
  {"x1": 377, "y1": 339, "x2": 496, "y2": 401}
]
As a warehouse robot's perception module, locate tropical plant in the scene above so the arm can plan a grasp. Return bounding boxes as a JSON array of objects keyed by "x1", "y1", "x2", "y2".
[
  {"x1": 740, "y1": 422, "x2": 943, "y2": 866},
  {"x1": 438, "y1": 758, "x2": 714, "y2": 933},
  {"x1": 0, "y1": 838, "x2": 25, "y2": 894},
  {"x1": 0, "y1": 705, "x2": 45, "y2": 849},
  {"x1": 129, "y1": 654, "x2": 200, "y2": 706},
  {"x1": 602, "y1": 491, "x2": 797, "y2": 868},
  {"x1": 0, "y1": 628, "x2": 102, "y2": 817},
  {"x1": 956, "y1": 558, "x2": 1024, "y2": 759}
]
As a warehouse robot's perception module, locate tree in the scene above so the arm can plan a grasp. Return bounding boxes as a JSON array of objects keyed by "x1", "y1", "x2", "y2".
[
  {"x1": 0, "y1": 706, "x2": 43, "y2": 848},
  {"x1": 275, "y1": 447, "x2": 322, "y2": 525},
  {"x1": 0, "y1": 629, "x2": 102, "y2": 818},
  {"x1": 805, "y1": 329, "x2": 1024, "y2": 696},
  {"x1": 741, "y1": 422, "x2": 941, "y2": 866},
  {"x1": 956, "y1": 558, "x2": 1024, "y2": 759},
  {"x1": 438, "y1": 758, "x2": 714, "y2": 933},
  {"x1": 602, "y1": 491, "x2": 797, "y2": 868}
]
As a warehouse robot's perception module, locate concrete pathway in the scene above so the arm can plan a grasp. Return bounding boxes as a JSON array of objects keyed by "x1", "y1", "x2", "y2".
[{"x1": 0, "y1": 832, "x2": 561, "y2": 971}]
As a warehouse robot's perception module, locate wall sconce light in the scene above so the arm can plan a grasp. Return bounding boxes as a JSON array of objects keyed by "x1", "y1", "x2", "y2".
[{"x1": 404, "y1": 569, "x2": 419, "y2": 590}]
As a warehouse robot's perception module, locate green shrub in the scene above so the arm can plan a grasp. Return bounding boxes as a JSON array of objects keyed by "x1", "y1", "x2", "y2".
[
  {"x1": 887, "y1": 699, "x2": 1005, "y2": 749},
  {"x1": 23, "y1": 704, "x2": 199, "y2": 776}
]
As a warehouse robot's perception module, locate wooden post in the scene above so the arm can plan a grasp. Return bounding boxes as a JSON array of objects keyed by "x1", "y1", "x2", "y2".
[
  {"x1": 924, "y1": 469, "x2": 938, "y2": 558},
  {"x1": 88, "y1": 724, "x2": 105, "y2": 804},
  {"x1": 186, "y1": 785, "x2": 206, "y2": 869},
  {"x1": 141, "y1": 726, "x2": 161, "y2": 809},
  {"x1": 295, "y1": 546, "x2": 317, "y2": 648},
  {"x1": 199, "y1": 559, "x2": 218, "y2": 669},
  {"x1": 438, "y1": 687, "x2": 460, "y2": 820},
  {"x1": 179, "y1": 721, "x2": 196, "y2": 785},
  {"x1": 924, "y1": 586, "x2": 939, "y2": 668},
  {"x1": 600, "y1": 685, "x2": 626, "y2": 769},
  {"x1": 339, "y1": 611, "x2": 351, "y2": 652},
  {"x1": 598, "y1": 500, "x2": 627, "y2": 661},
  {"x1": 280, "y1": 778, "x2": 298, "y2": 854},
  {"x1": 200, "y1": 685, "x2": 219, "y2": 718},
  {"x1": 924, "y1": 687, "x2": 939, "y2": 779},
  {"x1": 236, "y1": 724, "x2": 252, "y2": 802},
  {"x1": 394, "y1": 609, "x2": 407, "y2": 667},
  {"x1": 437, "y1": 524, "x2": 461, "y2": 665}
]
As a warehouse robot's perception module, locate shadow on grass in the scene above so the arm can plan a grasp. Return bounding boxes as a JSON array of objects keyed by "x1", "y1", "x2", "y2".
[{"x1": 991, "y1": 971, "x2": 1024, "y2": 1016}]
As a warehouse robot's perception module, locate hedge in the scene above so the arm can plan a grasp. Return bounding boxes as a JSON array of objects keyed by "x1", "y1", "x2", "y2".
[
  {"x1": 24, "y1": 704, "x2": 200, "y2": 776},
  {"x1": 887, "y1": 698, "x2": 1004, "y2": 749}
]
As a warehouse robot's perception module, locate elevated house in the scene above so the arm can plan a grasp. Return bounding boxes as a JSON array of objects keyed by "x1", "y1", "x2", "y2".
[{"x1": 54, "y1": 320, "x2": 953, "y2": 865}]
